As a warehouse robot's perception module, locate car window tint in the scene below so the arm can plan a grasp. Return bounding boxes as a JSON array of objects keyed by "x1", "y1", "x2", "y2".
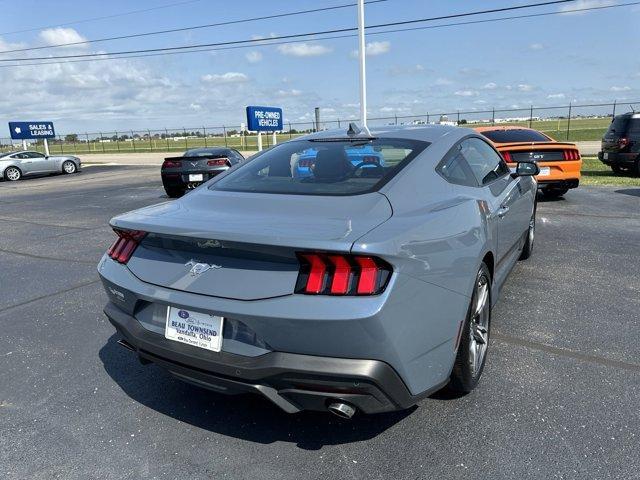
[
  {"x1": 607, "y1": 116, "x2": 629, "y2": 136},
  {"x1": 480, "y1": 129, "x2": 550, "y2": 143},
  {"x1": 436, "y1": 146, "x2": 478, "y2": 187},
  {"x1": 461, "y1": 138, "x2": 510, "y2": 186},
  {"x1": 27, "y1": 152, "x2": 45, "y2": 158},
  {"x1": 212, "y1": 138, "x2": 429, "y2": 196},
  {"x1": 627, "y1": 119, "x2": 640, "y2": 135}
]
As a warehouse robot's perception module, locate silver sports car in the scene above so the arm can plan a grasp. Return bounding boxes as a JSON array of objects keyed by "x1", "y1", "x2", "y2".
[
  {"x1": 98, "y1": 124, "x2": 539, "y2": 418},
  {"x1": 0, "y1": 150, "x2": 81, "y2": 181}
]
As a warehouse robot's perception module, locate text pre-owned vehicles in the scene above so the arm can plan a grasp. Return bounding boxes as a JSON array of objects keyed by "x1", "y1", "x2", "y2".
[
  {"x1": 598, "y1": 112, "x2": 640, "y2": 175},
  {"x1": 98, "y1": 124, "x2": 538, "y2": 418},
  {"x1": 161, "y1": 147, "x2": 245, "y2": 197},
  {"x1": 475, "y1": 126, "x2": 581, "y2": 198},
  {"x1": 0, "y1": 150, "x2": 81, "y2": 181}
]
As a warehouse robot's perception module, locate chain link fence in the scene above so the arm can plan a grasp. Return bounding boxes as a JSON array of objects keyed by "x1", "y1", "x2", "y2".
[{"x1": 1, "y1": 101, "x2": 634, "y2": 155}]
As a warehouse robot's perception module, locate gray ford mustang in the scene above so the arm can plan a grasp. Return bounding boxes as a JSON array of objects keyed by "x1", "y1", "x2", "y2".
[
  {"x1": 98, "y1": 124, "x2": 539, "y2": 418},
  {"x1": 0, "y1": 150, "x2": 81, "y2": 181}
]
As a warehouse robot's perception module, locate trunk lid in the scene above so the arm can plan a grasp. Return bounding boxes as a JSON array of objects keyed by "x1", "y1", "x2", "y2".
[{"x1": 112, "y1": 189, "x2": 392, "y2": 300}]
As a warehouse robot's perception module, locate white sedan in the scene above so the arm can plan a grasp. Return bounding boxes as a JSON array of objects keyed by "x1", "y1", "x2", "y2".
[{"x1": 0, "y1": 150, "x2": 81, "y2": 181}]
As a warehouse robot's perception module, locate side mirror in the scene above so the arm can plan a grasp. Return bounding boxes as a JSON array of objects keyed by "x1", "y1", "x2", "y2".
[{"x1": 514, "y1": 161, "x2": 540, "y2": 177}]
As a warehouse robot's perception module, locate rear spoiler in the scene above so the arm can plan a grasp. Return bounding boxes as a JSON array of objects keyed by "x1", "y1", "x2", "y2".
[
  {"x1": 495, "y1": 142, "x2": 578, "y2": 149},
  {"x1": 163, "y1": 154, "x2": 229, "y2": 161}
]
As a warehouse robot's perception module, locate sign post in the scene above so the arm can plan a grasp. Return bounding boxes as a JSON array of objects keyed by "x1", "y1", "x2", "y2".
[
  {"x1": 357, "y1": 0, "x2": 368, "y2": 130},
  {"x1": 245, "y1": 106, "x2": 283, "y2": 152},
  {"x1": 8, "y1": 121, "x2": 56, "y2": 155}
]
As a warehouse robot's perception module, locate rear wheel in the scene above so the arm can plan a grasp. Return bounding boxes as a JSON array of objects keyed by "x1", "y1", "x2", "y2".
[
  {"x1": 519, "y1": 206, "x2": 536, "y2": 260},
  {"x1": 448, "y1": 263, "x2": 491, "y2": 394},
  {"x1": 544, "y1": 187, "x2": 568, "y2": 198},
  {"x1": 634, "y1": 158, "x2": 640, "y2": 177},
  {"x1": 62, "y1": 160, "x2": 77, "y2": 174},
  {"x1": 611, "y1": 165, "x2": 627, "y2": 174},
  {"x1": 4, "y1": 166, "x2": 21, "y2": 181},
  {"x1": 165, "y1": 187, "x2": 185, "y2": 198}
]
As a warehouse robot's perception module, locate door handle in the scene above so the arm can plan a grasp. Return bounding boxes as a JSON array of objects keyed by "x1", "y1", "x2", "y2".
[{"x1": 497, "y1": 205, "x2": 510, "y2": 218}]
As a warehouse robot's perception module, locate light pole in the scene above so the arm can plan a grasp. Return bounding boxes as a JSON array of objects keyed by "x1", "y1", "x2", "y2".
[{"x1": 357, "y1": 0, "x2": 368, "y2": 131}]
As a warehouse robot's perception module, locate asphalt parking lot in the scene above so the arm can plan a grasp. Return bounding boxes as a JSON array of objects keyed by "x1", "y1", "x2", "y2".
[{"x1": 1, "y1": 166, "x2": 639, "y2": 480}]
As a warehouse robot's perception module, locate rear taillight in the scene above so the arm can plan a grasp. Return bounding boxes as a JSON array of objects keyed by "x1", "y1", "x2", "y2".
[
  {"x1": 107, "y1": 229, "x2": 147, "y2": 264},
  {"x1": 562, "y1": 149, "x2": 581, "y2": 160},
  {"x1": 162, "y1": 159, "x2": 182, "y2": 168},
  {"x1": 296, "y1": 253, "x2": 391, "y2": 296},
  {"x1": 207, "y1": 158, "x2": 230, "y2": 166},
  {"x1": 502, "y1": 151, "x2": 513, "y2": 162},
  {"x1": 618, "y1": 137, "x2": 630, "y2": 149},
  {"x1": 362, "y1": 155, "x2": 378, "y2": 163}
]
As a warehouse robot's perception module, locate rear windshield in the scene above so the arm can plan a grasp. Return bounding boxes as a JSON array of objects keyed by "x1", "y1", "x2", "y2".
[
  {"x1": 184, "y1": 148, "x2": 226, "y2": 157},
  {"x1": 480, "y1": 129, "x2": 550, "y2": 143},
  {"x1": 606, "y1": 116, "x2": 630, "y2": 136},
  {"x1": 211, "y1": 137, "x2": 429, "y2": 196}
]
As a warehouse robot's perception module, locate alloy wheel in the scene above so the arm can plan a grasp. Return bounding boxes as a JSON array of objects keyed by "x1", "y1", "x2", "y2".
[
  {"x1": 63, "y1": 161, "x2": 76, "y2": 174},
  {"x1": 469, "y1": 275, "x2": 490, "y2": 376},
  {"x1": 5, "y1": 167, "x2": 20, "y2": 181}
]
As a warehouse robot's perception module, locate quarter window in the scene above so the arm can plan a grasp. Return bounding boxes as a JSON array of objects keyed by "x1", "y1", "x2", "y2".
[
  {"x1": 461, "y1": 138, "x2": 510, "y2": 186},
  {"x1": 436, "y1": 146, "x2": 478, "y2": 187}
]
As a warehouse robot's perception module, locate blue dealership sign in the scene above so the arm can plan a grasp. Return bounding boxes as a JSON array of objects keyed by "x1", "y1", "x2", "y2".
[
  {"x1": 8, "y1": 121, "x2": 56, "y2": 140},
  {"x1": 246, "y1": 106, "x2": 283, "y2": 132}
]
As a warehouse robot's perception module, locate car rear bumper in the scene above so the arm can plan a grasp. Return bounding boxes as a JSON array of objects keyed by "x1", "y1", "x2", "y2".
[
  {"x1": 598, "y1": 151, "x2": 637, "y2": 166},
  {"x1": 161, "y1": 169, "x2": 226, "y2": 189},
  {"x1": 104, "y1": 301, "x2": 440, "y2": 414},
  {"x1": 537, "y1": 178, "x2": 579, "y2": 190}
]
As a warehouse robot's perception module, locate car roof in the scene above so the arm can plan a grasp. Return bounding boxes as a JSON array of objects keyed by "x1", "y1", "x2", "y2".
[{"x1": 297, "y1": 124, "x2": 472, "y2": 145}]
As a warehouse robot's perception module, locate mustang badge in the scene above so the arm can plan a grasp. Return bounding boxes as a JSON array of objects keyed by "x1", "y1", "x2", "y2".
[{"x1": 185, "y1": 259, "x2": 221, "y2": 276}]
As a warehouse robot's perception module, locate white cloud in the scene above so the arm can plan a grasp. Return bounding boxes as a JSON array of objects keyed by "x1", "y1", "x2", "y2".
[
  {"x1": 435, "y1": 78, "x2": 453, "y2": 86},
  {"x1": 276, "y1": 89, "x2": 302, "y2": 97},
  {"x1": 474, "y1": 99, "x2": 487, "y2": 104},
  {"x1": 351, "y1": 41, "x2": 391, "y2": 58},
  {"x1": 454, "y1": 90, "x2": 478, "y2": 97},
  {"x1": 518, "y1": 84, "x2": 533, "y2": 92},
  {"x1": 39, "y1": 28, "x2": 87, "y2": 47},
  {"x1": 277, "y1": 43, "x2": 332, "y2": 57},
  {"x1": 482, "y1": 82, "x2": 497, "y2": 90},
  {"x1": 245, "y1": 51, "x2": 262, "y2": 63},
  {"x1": 529, "y1": 43, "x2": 545, "y2": 50},
  {"x1": 547, "y1": 93, "x2": 566, "y2": 99},
  {"x1": 610, "y1": 86, "x2": 631, "y2": 92},
  {"x1": 560, "y1": 0, "x2": 614, "y2": 14},
  {"x1": 201, "y1": 72, "x2": 249, "y2": 84},
  {"x1": 189, "y1": 103, "x2": 202, "y2": 111},
  {"x1": 387, "y1": 64, "x2": 425, "y2": 76}
]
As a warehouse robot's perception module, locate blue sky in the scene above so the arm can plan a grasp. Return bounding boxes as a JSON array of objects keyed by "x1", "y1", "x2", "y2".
[{"x1": 0, "y1": 0, "x2": 638, "y2": 133}]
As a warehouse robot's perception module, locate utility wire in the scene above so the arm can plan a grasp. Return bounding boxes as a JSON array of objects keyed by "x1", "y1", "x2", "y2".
[
  {"x1": 0, "y1": 0, "x2": 579, "y2": 62},
  {"x1": 0, "y1": 0, "x2": 389, "y2": 54},
  {"x1": 0, "y1": 0, "x2": 635, "y2": 68},
  {"x1": 0, "y1": 0, "x2": 204, "y2": 37}
]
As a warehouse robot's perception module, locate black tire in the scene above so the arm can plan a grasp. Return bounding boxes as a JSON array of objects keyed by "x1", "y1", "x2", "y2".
[
  {"x1": 544, "y1": 187, "x2": 569, "y2": 198},
  {"x1": 448, "y1": 263, "x2": 491, "y2": 394},
  {"x1": 4, "y1": 166, "x2": 22, "y2": 181},
  {"x1": 634, "y1": 158, "x2": 640, "y2": 177},
  {"x1": 62, "y1": 160, "x2": 77, "y2": 174},
  {"x1": 519, "y1": 205, "x2": 536, "y2": 261},
  {"x1": 165, "y1": 187, "x2": 185, "y2": 198},
  {"x1": 611, "y1": 165, "x2": 626, "y2": 175}
]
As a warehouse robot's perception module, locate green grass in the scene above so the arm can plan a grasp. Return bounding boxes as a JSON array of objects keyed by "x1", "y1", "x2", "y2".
[{"x1": 580, "y1": 156, "x2": 640, "y2": 186}]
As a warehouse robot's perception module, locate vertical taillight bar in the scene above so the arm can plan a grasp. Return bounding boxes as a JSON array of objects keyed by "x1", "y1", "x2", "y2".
[{"x1": 107, "y1": 229, "x2": 147, "y2": 264}]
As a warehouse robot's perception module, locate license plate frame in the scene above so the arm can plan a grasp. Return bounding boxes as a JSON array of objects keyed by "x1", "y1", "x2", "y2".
[
  {"x1": 165, "y1": 306, "x2": 223, "y2": 352},
  {"x1": 538, "y1": 167, "x2": 551, "y2": 177},
  {"x1": 189, "y1": 173, "x2": 204, "y2": 182}
]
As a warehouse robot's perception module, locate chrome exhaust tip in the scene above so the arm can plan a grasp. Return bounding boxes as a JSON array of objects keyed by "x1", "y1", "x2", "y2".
[
  {"x1": 327, "y1": 402, "x2": 356, "y2": 419},
  {"x1": 117, "y1": 338, "x2": 135, "y2": 352}
]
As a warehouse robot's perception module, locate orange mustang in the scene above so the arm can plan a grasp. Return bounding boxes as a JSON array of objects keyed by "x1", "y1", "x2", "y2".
[{"x1": 475, "y1": 126, "x2": 582, "y2": 198}]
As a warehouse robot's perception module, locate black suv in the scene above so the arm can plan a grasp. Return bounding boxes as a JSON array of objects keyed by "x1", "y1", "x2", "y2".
[{"x1": 598, "y1": 112, "x2": 640, "y2": 175}]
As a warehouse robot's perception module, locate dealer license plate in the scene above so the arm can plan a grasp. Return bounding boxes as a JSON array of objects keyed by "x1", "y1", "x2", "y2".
[
  {"x1": 165, "y1": 307, "x2": 223, "y2": 352},
  {"x1": 538, "y1": 167, "x2": 551, "y2": 176},
  {"x1": 189, "y1": 174, "x2": 204, "y2": 182},
  {"x1": 603, "y1": 153, "x2": 609, "y2": 160}
]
